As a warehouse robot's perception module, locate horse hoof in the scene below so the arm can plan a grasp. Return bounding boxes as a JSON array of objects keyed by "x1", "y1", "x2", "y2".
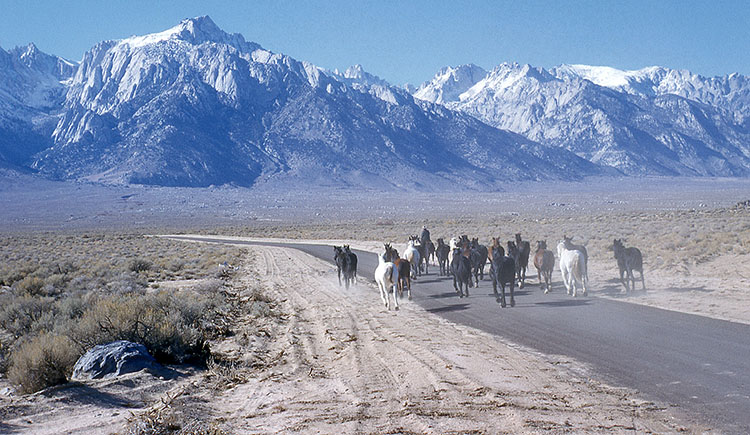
[
  {"x1": 544, "y1": 288, "x2": 549, "y2": 294},
  {"x1": 501, "y1": 300, "x2": 507, "y2": 308},
  {"x1": 510, "y1": 299, "x2": 515, "y2": 307}
]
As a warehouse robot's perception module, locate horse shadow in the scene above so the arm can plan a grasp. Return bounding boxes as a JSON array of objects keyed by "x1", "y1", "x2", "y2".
[
  {"x1": 428, "y1": 292, "x2": 463, "y2": 299},
  {"x1": 414, "y1": 278, "x2": 446, "y2": 284},
  {"x1": 663, "y1": 286, "x2": 710, "y2": 293},
  {"x1": 426, "y1": 303, "x2": 470, "y2": 313},
  {"x1": 534, "y1": 299, "x2": 591, "y2": 308}
]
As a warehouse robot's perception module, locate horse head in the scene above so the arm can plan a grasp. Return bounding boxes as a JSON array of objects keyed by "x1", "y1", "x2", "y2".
[
  {"x1": 515, "y1": 233, "x2": 522, "y2": 244},
  {"x1": 492, "y1": 245, "x2": 505, "y2": 260},
  {"x1": 536, "y1": 240, "x2": 547, "y2": 252},
  {"x1": 612, "y1": 239, "x2": 625, "y2": 257}
]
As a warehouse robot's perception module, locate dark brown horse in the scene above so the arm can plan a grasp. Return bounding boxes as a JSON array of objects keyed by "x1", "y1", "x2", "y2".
[
  {"x1": 612, "y1": 239, "x2": 645, "y2": 292},
  {"x1": 563, "y1": 235, "x2": 588, "y2": 268},
  {"x1": 435, "y1": 238, "x2": 450, "y2": 276},
  {"x1": 533, "y1": 240, "x2": 555, "y2": 294},
  {"x1": 514, "y1": 233, "x2": 531, "y2": 288},
  {"x1": 387, "y1": 246, "x2": 413, "y2": 300}
]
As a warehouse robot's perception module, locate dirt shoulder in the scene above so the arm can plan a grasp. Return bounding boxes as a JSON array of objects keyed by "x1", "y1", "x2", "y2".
[{"x1": 195, "y1": 244, "x2": 704, "y2": 433}]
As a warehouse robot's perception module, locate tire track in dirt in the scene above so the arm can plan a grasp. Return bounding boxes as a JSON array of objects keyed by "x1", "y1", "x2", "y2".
[{"x1": 203, "y1": 246, "x2": 700, "y2": 434}]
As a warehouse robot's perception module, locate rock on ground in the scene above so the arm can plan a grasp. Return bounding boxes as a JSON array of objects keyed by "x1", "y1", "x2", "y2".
[{"x1": 72, "y1": 340, "x2": 160, "y2": 380}]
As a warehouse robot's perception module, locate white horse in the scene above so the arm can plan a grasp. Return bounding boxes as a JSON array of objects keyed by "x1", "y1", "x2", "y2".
[
  {"x1": 403, "y1": 239, "x2": 421, "y2": 279},
  {"x1": 375, "y1": 251, "x2": 400, "y2": 310},
  {"x1": 557, "y1": 241, "x2": 588, "y2": 297},
  {"x1": 448, "y1": 237, "x2": 459, "y2": 268}
]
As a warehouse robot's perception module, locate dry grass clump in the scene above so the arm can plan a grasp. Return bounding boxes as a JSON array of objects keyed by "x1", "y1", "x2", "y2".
[
  {"x1": 8, "y1": 332, "x2": 78, "y2": 394},
  {"x1": 126, "y1": 387, "x2": 226, "y2": 435},
  {"x1": 0, "y1": 231, "x2": 251, "y2": 394}
]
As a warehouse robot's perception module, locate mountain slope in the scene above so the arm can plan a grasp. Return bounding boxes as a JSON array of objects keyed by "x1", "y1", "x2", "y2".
[
  {"x1": 0, "y1": 43, "x2": 76, "y2": 167},
  {"x1": 29, "y1": 17, "x2": 603, "y2": 188},
  {"x1": 414, "y1": 63, "x2": 750, "y2": 176}
]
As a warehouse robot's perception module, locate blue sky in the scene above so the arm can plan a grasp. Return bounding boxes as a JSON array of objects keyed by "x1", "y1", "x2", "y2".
[{"x1": 1, "y1": 0, "x2": 748, "y2": 85}]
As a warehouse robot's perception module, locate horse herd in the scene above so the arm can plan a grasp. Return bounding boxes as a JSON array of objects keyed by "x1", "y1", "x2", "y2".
[{"x1": 336, "y1": 230, "x2": 645, "y2": 311}]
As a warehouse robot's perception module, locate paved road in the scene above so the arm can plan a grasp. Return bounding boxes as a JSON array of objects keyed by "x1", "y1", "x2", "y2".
[{"x1": 169, "y1": 236, "x2": 750, "y2": 433}]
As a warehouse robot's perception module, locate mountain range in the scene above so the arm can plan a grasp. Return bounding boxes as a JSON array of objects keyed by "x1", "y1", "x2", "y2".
[{"x1": 1, "y1": 16, "x2": 748, "y2": 189}]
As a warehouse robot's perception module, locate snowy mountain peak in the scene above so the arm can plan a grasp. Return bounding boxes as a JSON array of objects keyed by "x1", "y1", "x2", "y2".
[
  {"x1": 554, "y1": 64, "x2": 664, "y2": 88},
  {"x1": 413, "y1": 63, "x2": 487, "y2": 104},
  {"x1": 119, "y1": 15, "x2": 247, "y2": 49}
]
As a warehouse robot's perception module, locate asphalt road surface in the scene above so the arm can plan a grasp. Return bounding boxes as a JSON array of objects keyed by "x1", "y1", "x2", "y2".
[{"x1": 168, "y1": 236, "x2": 750, "y2": 433}]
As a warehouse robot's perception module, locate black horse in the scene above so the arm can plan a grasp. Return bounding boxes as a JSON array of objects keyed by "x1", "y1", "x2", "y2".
[
  {"x1": 450, "y1": 247, "x2": 472, "y2": 298},
  {"x1": 334, "y1": 245, "x2": 357, "y2": 289},
  {"x1": 344, "y1": 245, "x2": 358, "y2": 286},
  {"x1": 469, "y1": 238, "x2": 488, "y2": 284},
  {"x1": 435, "y1": 238, "x2": 450, "y2": 276},
  {"x1": 612, "y1": 239, "x2": 645, "y2": 292},
  {"x1": 514, "y1": 233, "x2": 531, "y2": 288},
  {"x1": 490, "y1": 245, "x2": 516, "y2": 307}
]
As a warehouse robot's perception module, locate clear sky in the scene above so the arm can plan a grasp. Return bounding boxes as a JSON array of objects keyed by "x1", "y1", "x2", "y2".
[{"x1": 1, "y1": 0, "x2": 748, "y2": 86}]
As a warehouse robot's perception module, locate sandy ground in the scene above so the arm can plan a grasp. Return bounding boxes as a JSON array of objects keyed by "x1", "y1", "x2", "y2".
[
  {"x1": 0, "y1": 243, "x2": 711, "y2": 433},
  {"x1": 203, "y1": 245, "x2": 701, "y2": 433}
]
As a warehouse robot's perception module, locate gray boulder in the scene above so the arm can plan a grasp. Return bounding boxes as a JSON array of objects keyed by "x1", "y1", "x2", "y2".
[{"x1": 72, "y1": 340, "x2": 160, "y2": 380}]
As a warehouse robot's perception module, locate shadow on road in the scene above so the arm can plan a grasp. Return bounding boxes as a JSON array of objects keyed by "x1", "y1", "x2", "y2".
[
  {"x1": 428, "y1": 292, "x2": 462, "y2": 299},
  {"x1": 534, "y1": 299, "x2": 591, "y2": 308},
  {"x1": 426, "y1": 304, "x2": 470, "y2": 313}
]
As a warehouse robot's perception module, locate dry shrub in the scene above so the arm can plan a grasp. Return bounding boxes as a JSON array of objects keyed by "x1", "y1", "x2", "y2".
[
  {"x1": 129, "y1": 258, "x2": 153, "y2": 273},
  {"x1": 0, "y1": 295, "x2": 55, "y2": 338},
  {"x1": 13, "y1": 276, "x2": 46, "y2": 296},
  {"x1": 67, "y1": 292, "x2": 211, "y2": 365},
  {"x1": 126, "y1": 390, "x2": 226, "y2": 435},
  {"x1": 8, "y1": 332, "x2": 78, "y2": 394}
]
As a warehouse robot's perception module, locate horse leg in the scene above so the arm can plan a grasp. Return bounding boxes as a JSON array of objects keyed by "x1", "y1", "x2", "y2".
[
  {"x1": 509, "y1": 278, "x2": 515, "y2": 307},
  {"x1": 562, "y1": 267, "x2": 571, "y2": 295},
  {"x1": 453, "y1": 274, "x2": 460, "y2": 295},
  {"x1": 392, "y1": 283, "x2": 399, "y2": 310},
  {"x1": 500, "y1": 282, "x2": 507, "y2": 308},
  {"x1": 378, "y1": 281, "x2": 388, "y2": 308},
  {"x1": 492, "y1": 275, "x2": 500, "y2": 303},
  {"x1": 640, "y1": 269, "x2": 646, "y2": 290},
  {"x1": 619, "y1": 267, "x2": 628, "y2": 293},
  {"x1": 338, "y1": 267, "x2": 342, "y2": 286}
]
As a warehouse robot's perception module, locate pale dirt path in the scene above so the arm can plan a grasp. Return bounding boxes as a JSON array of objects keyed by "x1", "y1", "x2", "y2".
[
  {"x1": 204, "y1": 245, "x2": 701, "y2": 433},
  {"x1": 162, "y1": 234, "x2": 750, "y2": 326}
]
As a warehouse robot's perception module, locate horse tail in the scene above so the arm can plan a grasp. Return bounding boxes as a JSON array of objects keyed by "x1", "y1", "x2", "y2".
[{"x1": 570, "y1": 254, "x2": 586, "y2": 285}]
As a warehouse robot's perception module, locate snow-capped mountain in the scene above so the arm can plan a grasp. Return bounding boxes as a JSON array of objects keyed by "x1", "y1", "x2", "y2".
[
  {"x1": 414, "y1": 62, "x2": 750, "y2": 176},
  {"x1": 0, "y1": 43, "x2": 76, "y2": 167},
  {"x1": 3, "y1": 16, "x2": 603, "y2": 188},
  {"x1": 3, "y1": 16, "x2": 749, "y2": 189}
]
